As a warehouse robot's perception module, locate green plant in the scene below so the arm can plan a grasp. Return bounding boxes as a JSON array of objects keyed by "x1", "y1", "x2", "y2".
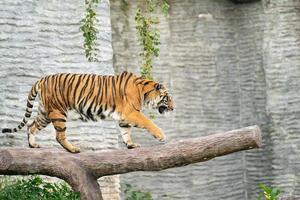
[
  {"x1": 81, "y1": 0, "x2": 100, "y2": 62},
  {"x1": 80, "y1": 0, "x2": 170, "y2": 79},
  {"x1": 0, "y1": 176, "x2": 80, "y2": 200},
  {"x1": 124, "y1": 183, "x2": 153, "y2": 200},
  {"x1": 258, "y1": 183, "x2": 282, "y2": 200},
  {"x1": 135, "y1": 0, "x2": 170, "y2": 79}
]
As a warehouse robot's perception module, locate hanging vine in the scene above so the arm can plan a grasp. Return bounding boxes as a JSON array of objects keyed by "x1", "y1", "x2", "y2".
[
  {"x1": 80, "y1": 0, "x2": 170, "y2": 74},
  {"x1": 135, "y1": 0, "x2": 170, "y2": 79},
  {"x1": 80, "y1": 0, "x2": 100, "y2": 62}
]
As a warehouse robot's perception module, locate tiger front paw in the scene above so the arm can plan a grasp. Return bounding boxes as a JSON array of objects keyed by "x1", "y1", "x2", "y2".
[{"x1": 154, "y1": 129, "x2": 166, "y2": 142}]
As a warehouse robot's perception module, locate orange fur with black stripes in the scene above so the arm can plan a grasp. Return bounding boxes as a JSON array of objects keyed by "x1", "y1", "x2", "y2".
[{"x1": 2, "y1": 71, "x2": 174, "y2": 153}]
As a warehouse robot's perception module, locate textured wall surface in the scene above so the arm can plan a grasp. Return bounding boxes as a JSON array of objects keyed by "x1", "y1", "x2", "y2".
[
  {"x1": 110, "y1": 0, "x2": 300, "y2": 199},
  {"x1": 263, "y1": 0, "x2": 300, "y2": 198},
  {"x1": 0, "y1": 0, "x2": 119, "y2": 199}
]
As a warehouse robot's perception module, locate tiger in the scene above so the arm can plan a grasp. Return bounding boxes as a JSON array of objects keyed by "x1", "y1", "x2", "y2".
[{"x1": 2, "y1": 71, "x2": 174, "y2": 153}]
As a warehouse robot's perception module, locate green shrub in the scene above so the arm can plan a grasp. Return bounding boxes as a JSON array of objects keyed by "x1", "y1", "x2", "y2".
[
  {"x1": 258, "y1": 183, "x2": 281, "y2": 200},
  {"x1": 124, "y1": 183, "x2": 153, "y2": 200},
  {"x1": 0, "y1": 176, "x2": 80, "y2": 200}
]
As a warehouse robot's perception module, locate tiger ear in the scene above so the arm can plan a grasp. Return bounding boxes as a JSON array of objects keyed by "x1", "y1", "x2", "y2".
[{"x1": 156, "y1": 83, "x2": 162, "y2": 90}]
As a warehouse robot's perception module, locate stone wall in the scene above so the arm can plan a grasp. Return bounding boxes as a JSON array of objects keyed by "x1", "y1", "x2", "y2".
[
  {"x1": 110, "y1": 0, "x2": 300, "y2": 199},
  {"x1": 263, "y1": 0, "x2": 300, "y2": 198},
  {"x1": 0, "y1": 0, "x2": 119, "y2": 199}
]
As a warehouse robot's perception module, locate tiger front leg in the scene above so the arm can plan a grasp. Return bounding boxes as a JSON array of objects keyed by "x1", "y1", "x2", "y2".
[
  {"x1": 124, "y1": 111, "x2": 166, "y2": 142},
  {"x1": 118, "y1": 122, "x2": 140, "y2": 149},
  {"x1": 49, "y1": 111, "x2": 80, "y2": 153}
]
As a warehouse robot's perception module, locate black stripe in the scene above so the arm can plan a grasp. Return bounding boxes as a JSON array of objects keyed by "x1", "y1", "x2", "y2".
[
  {"x1": 57, "y1": 74, "x2": 66, "y2": 105},
  {"x1": 86, "y1": 106, "x2": 96, "y2": 121},
  {"x1": 27, "y1": 101, "x2": 33, "y2": 108},
  {"x1": 118, "y1": 72, "x2": 126, "y2": 97},
  {"x1": 99, "y1": 114, "x2": 105, "y2": 119},
  {"x1": 25, "y1": 108, "x2": 32, "y2": 113},
  {"x1": 108, "y1": 76, "x2": 115, "y2": 106},
  {"x1": 73, "y1": 74, "x2": 84, "y2": 105},
  {"x1": 112, "y1": 76, "x2": 116, "y2": 101},
  {"x1": 143, "y1": 81, "x2": 152, "y2": 86},
  {"x1": 28, "y1": 95, "x2": 35, "y2": 101},
  {"x1": 2, "y1": 128, "x2": 12, "y2": 133},
  {"x1": 25, "y1": 113, "x2": 31, "y2": 118},
  {"x1": 116, "y1": 74, "x2": 119, "y2": 83},
  {"x1": 133, "y1": 76, "x2": 142, "y2": 83},
  {"x1": 119, "y1": 123, "x2": 131, "y2": 128},
  {"x1": 86, "y1": 75, "x2": 96, "y2": 100},
  {"x1": 104, "y1": 76, "x2": 108, "y2": 102},
  {"x1": 123, "y1": 72, "x2": 133, "y2": 96},
  {"x1": 54, "y1": 126, "x2": 66, "y2": 132},
  {"x1": 53, "y1": 75, "x2": 65, "y2": 110},
  {"x1": 62, "y1": 73, "x2": 71, "y2": 108},
  {"x1": 110, "y1": 104, "x2": 116, "y2": 113},
  {"x1": 38, "y1": 117, "x2": 47, "y2": 125},
  {"x1": 66, "y1": 74, "x2": 76, "y2": 105},
  {"x1": 97, "y1": 106, "x2": 103, "y2": 115},
  {"x1": 98, "y1": 78, "x2": 104, "y2": 106},
  {"x1": 80, "y1": 75, "x2": 97, "y2": 112},
  {"x1": 13, "y1": 128, "x2": 17, "y2": 132},
  {"x1": 51, "y1": 118, "x2": 66, "y2": 122},
  {"x1": 86, "y1": 96, "x2": 98, "y2": 121},
  {"x1": 30, "y1": 84, "x2": 37, "y2": 97},
  {"x1": 40, "y1": 78, "x2": 45, "y2": 105},
  {"x1": 95, "y1": 76, "x2": 103, "y2": 108},
  {"x1": 60, "y1": 111, "x2": 67, "y2": 118},
  {"x1": 78, "y1": 75, "x2": 91, "y2": 102}
]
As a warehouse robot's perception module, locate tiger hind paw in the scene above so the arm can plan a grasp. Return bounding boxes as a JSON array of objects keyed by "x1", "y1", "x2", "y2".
[{"x1": 126, "y1": 143, "x2": 141, "y2": 149}]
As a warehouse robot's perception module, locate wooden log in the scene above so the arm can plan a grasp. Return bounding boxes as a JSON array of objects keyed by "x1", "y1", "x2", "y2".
[{"x1": 0, "y1": 125, "x2": 262, "y2": 200}]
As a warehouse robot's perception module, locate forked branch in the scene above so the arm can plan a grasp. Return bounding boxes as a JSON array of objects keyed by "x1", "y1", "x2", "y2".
[{"x1": 0, "y1": 126, "x2": 262, "y2": 200}]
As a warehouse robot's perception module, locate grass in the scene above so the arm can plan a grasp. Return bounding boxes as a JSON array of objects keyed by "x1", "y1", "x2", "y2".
[{"x1": 0, "y1": 176, "x2": 80, "y2": 200}]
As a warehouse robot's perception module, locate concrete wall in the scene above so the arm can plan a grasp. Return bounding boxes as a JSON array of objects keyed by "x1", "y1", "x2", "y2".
[
  {"x1": 110, "y1": 0, "x2": 300, "y2": 199},
  {"x1": 0, "y1": 0, "x2": 119, "y2": 199}
]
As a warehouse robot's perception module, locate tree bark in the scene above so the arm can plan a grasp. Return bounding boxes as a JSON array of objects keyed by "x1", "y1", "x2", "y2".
[{"x1": 0, "y1": 125, "x2": 262, "y2": 200}]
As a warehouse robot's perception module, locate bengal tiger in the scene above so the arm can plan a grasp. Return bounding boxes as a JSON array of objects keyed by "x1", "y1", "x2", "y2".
[{"x1": 2, "y1": 71, "x2": 174, "y2": 153}]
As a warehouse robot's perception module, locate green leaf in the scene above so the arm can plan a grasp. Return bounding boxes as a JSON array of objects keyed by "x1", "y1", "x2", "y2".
[
  {"x1": 81, "y1": 0, "x2": 101, "y2": 62},
  {"x1": 161, "y1": 0, "x2": 170, "y2": 17}
]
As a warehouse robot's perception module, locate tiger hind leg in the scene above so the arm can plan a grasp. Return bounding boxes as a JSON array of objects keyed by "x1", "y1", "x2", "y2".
[
  {"x1": 118, "y1": 122, "x2": 140, "y2": 149},
  {"x1": 49, "y1": 110, "x2": 80, "y2": 153},
  {"x1": 27, "y1": 106, "x2": 51, "y2": 148}
]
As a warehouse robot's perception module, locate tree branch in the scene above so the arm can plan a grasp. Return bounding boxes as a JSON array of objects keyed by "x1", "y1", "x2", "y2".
[{"x1": 0, "y1": 125, "x2": 262, "y2": 200}]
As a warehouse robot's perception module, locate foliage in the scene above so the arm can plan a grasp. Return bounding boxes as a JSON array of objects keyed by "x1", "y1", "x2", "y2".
[
  {"x1": 258, "y1": 183, "x2": 282, "y2": 200},
  {"x1": 0, "y1": 176, "x2": 80, "y2": 200},
  {"x1": 124, "y1": 183, "x2": 153, "y2": 200},
  {"x1": 80, "y1": 0, "x2": 100, "y2": 62},
  {"x1": 80, "y1": 0, "x2": 170, "y2": 79},
  {"x1": 135, "y1": 0, "x2": 170, "y2": 79}
]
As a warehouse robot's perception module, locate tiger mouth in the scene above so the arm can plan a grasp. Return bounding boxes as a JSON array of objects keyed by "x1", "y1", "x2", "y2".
[{"x1": 158, "y1": 105, "x2": 168, "y2": 114}]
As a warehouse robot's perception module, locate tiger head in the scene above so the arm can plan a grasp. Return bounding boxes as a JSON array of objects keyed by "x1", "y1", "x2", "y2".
[{"x1": 143, "y1": 82, "x2": 174, "y2": 114}]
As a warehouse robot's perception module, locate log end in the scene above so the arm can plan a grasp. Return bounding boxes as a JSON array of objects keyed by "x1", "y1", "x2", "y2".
[{"x1": 246, "y1": 125, "x2": 263, "y2": 148}]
